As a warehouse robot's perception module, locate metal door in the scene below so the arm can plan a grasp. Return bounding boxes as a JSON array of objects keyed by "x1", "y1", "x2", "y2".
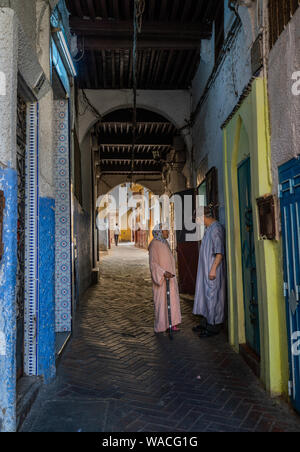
[
  {"x1": 279, "y1": 158, "x2": 300, "y2": 411},
  {"x1": 238, "y1": 158, "x2": 260, "y2": 356}
]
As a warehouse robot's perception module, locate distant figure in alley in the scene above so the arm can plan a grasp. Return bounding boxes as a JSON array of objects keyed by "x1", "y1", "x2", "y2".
[
  {"x1": 149, "y1": 224, "x2": 181, "y2": 333},
  {"x1": 193, "y1": 205, "x2": 226, "y2": 337},
  {"x1": 114, "y1": 223, "x2": 120, "y2": 246}
]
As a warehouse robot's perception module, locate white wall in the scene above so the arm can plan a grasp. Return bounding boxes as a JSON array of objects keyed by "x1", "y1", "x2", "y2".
[
  {"x1": 268, "y1": 7, "x2": 300, "y2": 191},
  {"x1": 191, "y1": 4, "x2": 254, "y2": 225}
]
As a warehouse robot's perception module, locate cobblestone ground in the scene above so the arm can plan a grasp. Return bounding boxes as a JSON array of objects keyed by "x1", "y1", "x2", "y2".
[{"x1": 22, "y1": 245, "x2": 300, "y2": 432}]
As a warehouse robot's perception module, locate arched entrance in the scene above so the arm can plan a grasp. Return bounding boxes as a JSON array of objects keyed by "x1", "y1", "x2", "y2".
[{"x1": 96, "y1": 182, "x2": 158, "y2": 254}]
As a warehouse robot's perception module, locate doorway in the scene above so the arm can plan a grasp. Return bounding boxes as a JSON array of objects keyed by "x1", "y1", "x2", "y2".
[{"x1": 238, "y1": 157, "x2": 260, "y2": 357}]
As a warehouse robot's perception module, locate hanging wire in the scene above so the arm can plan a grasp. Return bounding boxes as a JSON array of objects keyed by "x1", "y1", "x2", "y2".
[
  {"x1": 136, "y1": 0, "x2": 146, "y2": 33},
  {"x1": 79, "y1": 90, "x2": 102, "y2": 121},
  {"x1": 130, "y1": 0, "x2": 145, "y2": 181}
]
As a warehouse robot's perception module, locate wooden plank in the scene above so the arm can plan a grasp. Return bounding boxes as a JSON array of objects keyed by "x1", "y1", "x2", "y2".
[
  {"x1": 161, "y1": 50, "x2": 174, "y2": 86},
  {"x1": 84, "y1": 37, "x2": 202, "y2": 50},
  {"x1": 91, "y1": 50, "x2": 100, "y2": 88},
  {"x1": 87, "y1": 0, "x2": 96, "y2": 20},
  {"x1": 123, "y1": 0, "x2": 131, "y2": 20},
  {"x1": 181, "y1": 0, "x2": 192, "y2": 22},
  {"x1": 146, "y1": 50, "x2": 156, "y2": 87},
  {"x1": 74, "y1": 0, "x2": 84, "y2": 17},
  {"x1": 113, "y1": 0, "x2": 120, "y2": 19},
  {"x1": 159, "y1": 0, "x2": 168, "y2": 21},
  {"x1": 148, "y1": 0, "x2": 155, "y2": 20},
  {"x1": 128, "y1": 49, "x2": 133, "y2": 88},
  {"x1": 193, "y1": 0, "x2": 206, "y2": 22},
  {"x1": 100, "y1": 0, "x2": 108, "y2": 18},
  {"x1": 170, "y1": 51, "x2": 184, "y2": 87},
  {"x1": 101, "y1": 50, "x2": 108, "y2": 88},
  {"x1": 185, "y1": 50, "x2": 200, "y2": 87},
  {"x1": 139, "y1": 50, "x2": 148, "y2": 89},
  {"x1": 120, "y1": 50, "x2": 124, "y2": 89},
  {"x1": 153, "y1": 50, "x2": 164, "y2": 87},
  {"x1": 69, "y1": 18, "x2": 212, "y2": 38},
  {"x1": 111, "y1": 51, "x2": 116, "y2": 88},
  {"x1": 170, "y1": 0, "x2": 181, "y2": 20}
]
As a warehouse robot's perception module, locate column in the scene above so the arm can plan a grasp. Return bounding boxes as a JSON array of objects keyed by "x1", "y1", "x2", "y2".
[{"x1": 0, "y1": 8, "x2": 18, "y2": 432}]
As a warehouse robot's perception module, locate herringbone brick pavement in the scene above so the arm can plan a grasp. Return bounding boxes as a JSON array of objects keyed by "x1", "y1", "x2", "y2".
[{"x1": 22, "y1": 245, "x2": 300, "y2": 432}]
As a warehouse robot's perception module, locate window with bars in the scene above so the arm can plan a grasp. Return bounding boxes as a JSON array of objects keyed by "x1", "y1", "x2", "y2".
[{"x1": 269, "y1": 0, "x2": 300, "y2": 49}]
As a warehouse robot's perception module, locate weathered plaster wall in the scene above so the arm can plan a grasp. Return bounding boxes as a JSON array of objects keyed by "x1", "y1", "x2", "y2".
[
  {"x1": 191, "y1": 5, "x2": 254, "y2": 225},
  {"x1": 36, "y1": 1, "x2": 55, "y2": 199},
  {"x1": 0, "y1": 8, "x2": 18, "y2": 168},
  {"x1": 0, "y1": 0, "x2": 36, "y2": 48},
  {"x1": 268, "y1": 7, "x2": 300, "y2": 192},
  {"x1": 0, "y1": 8, "x2": 18, "y2": 433},
  {"x1": 0, "y1": 168, "x2": 18, "y2": 432}
]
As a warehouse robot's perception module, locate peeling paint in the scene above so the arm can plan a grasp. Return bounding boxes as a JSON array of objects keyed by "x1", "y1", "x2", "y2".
[
  {"x1": 0, "y1": 167, "x2": 18, "y2": 432},
  {"x1": 0, "y1": 71, "x2": 6, "y2": 96},
  {"x1": 38, "y1": 197, "x2": 56, "y2": 383},
  {"x1": 0, "y1": 332, "x2": 6, "y2": 356}
]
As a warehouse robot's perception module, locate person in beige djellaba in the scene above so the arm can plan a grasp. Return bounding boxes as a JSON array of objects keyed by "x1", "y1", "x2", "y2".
[{"x1": 148, "y1": 223, "x2": 182, "y2": 333}]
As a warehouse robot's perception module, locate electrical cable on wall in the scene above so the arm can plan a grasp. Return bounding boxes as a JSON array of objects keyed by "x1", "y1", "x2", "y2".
[{"x1": 79, "y1": 90, "x2": 102, "y2": 121}]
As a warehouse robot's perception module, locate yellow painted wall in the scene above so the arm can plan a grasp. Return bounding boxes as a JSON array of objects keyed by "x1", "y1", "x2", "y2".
[
  {"x1": 119, "y1": 209, "x2": 133, "y2": 242},
  {"x1": 223, "y1": 78, "x2": 289, "y2": 396}
]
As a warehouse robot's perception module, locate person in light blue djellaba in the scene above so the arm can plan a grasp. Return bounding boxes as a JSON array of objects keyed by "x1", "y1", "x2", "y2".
[{"x1": 192, "y1": 204, "x2": 226, "y2": 338}]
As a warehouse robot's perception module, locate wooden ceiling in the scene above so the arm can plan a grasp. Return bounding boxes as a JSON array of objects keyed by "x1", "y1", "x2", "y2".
[
  {"x1": 66, "y1": 0, "x2": 220, "y2": 90},
  {"x1": 93, "y1": 108, "x2": 178, "y2": 176}
]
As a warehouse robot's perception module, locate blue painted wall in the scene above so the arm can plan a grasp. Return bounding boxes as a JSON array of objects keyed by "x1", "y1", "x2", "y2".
[
  {"x1": 38, "y1": 197, "x2": 56, "y2": 383},
  {"x1": 0, "y1": 168, "x2": 18, "y2": 432}
]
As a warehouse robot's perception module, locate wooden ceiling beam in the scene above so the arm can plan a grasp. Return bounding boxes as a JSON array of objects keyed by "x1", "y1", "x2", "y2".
[
  {"x1": 74, "y1": 0, "x2": 84, "y2": 17},
  {"x1": 100, "y1": 0, "x2": 108, "y2": 19},
  {"x1": 113, "y1": 0, "x2": 120, "y2": 20},
  {"x1": 69, "y1": 18, "x2": 212, "y2": 39},
  {"x1": 98, "y1": 136, "x2": 173, "y2": 145},
  {"x1": 159, "y1": 0, "x2": 168, "y2": 21},
  {"x1": 83, "y1": 38, "x2": 202, "y2": 50},
  {"x1": 100, "y1": 170, "x2": 162, "y2": 175},
  {"x1": 181, "y1": 0, "x2": 192, "y2": 22},
  {"x1": 161, "y1": 50, "x2": 174, "y2": 86},
  {"x1": 101, "y1": 50, "x2": 108, "y2": 88},
  {"x1": 86, "y1": 0, "x2": 96, "y2": 20},
  {"x1": 148, "y1": 0, "x2": 155, "y2": 21}
]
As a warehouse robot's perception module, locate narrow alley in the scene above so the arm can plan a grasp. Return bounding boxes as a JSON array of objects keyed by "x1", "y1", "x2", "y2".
[
  {"x1": 0, "y1": 0, "x2": 300, "y2": 435},
  {"x1": 21, "y1": 245, "x2": 300, "y2": 432}
]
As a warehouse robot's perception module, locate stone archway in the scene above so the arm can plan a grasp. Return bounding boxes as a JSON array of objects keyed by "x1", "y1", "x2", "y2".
[{"x1": 78, "y1": 89, "x2": 193, "y2": 154}]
